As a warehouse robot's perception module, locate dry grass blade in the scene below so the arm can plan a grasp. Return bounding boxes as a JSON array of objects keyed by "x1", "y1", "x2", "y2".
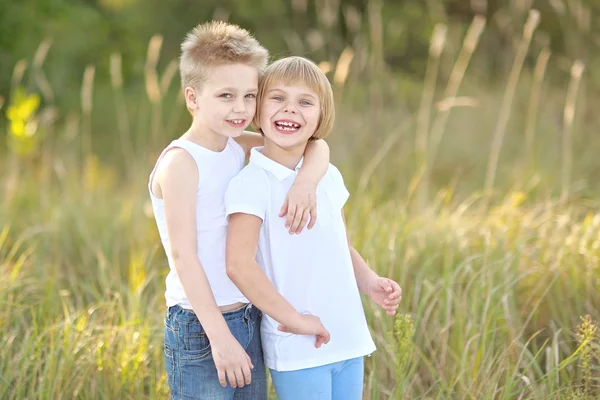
[
  {"x1": 81, "y1": 65, "x2": 96, "y2": 157},
  {"x1": 415, "y1": 23, "x2": 447, "y2": 208},
  {"x1": 110, "y1": 53, "x2": 123, "y2": 89},
  {"x1": 333, "y1": 47, "x2": 354, "y2": 98},
  {"x1": 357, "y1": 119, "x2": 413, "y2": 193},
  {"x1": 145, "y1": 35, "x2": 163, "y2": 104},
  {"x1": 33, "y1": 39, "x2": 54, "y2": 103},
  {"x1": 159, "y1": 59, "x2": 179, "y2": 95},
  {"x1": 484, "y1": 9, "x2": 540, "y2": 196},
  {"x1": 11, "y1": 59, "x2": 27, "y2": 93},
  {"x1": 561, "y1": 60, "x2": 585, "y2": 203},
  {"x1": 428, "y1": 15, "x2": 486, "y2": 169},
  {"x1": 525, "y1": 47, "x2": 551, "y2": 158}
]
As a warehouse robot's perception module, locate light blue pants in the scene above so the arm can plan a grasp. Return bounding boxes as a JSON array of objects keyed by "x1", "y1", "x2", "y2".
[{"x1": 270, "y1": 357, "x2": 364, "y2": 400}]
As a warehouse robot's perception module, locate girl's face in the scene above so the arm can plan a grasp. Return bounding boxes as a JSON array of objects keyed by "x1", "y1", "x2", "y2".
[{"x1": 258, "y1": 83, "x2": 320, "y2": 150}]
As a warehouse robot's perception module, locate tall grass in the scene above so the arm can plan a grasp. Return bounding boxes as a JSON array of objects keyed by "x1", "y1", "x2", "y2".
[{"x1": 2, "y1": 6, "x2": 600, "y2": 400}]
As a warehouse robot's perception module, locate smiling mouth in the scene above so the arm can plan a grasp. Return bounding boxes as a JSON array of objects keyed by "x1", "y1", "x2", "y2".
[
  {"x1": 226, "y1": 119, "x2": 246, "y2": 127},
  {"x1": 274, "y1": 120, "x2": 301, "y2": 132}
]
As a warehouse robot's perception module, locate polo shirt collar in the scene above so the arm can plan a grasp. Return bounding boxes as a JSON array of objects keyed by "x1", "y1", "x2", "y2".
[{"x1": 250, "y1": 147, "x2": 304, "y2": 181}]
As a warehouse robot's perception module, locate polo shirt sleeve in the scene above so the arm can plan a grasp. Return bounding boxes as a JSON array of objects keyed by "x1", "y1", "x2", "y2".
[
  {"x1": 327, "y1": 164, "x2": 350, "y2": 210},
  {"x1": 225, "y1": 174, "x2": 267, "y2": 221}
]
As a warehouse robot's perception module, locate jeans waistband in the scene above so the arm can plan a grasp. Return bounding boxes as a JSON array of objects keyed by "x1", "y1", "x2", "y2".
[{"x1": 166, "y1": 303, "x2": 260, "y2": 323}]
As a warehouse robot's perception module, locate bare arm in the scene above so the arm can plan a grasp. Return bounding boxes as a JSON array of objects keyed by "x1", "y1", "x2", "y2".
[
  {"x1": 342, "y1": 210, "x2": 402, "y2": 315},
  {"x1": 226, "y1": 212, "x2": 330, "y2": 347},
  {"x1": 282, "y1": 139, "x2": 331, "y2": 233},
  {"x1": 234, "y1": 131, "x2": 264, "y2": 161},
  {"x1": 157, "y1": 150, "x2": 253, "y2": 387}
]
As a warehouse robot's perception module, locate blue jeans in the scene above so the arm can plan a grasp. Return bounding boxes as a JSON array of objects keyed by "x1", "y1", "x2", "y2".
[
  {"x1": 270, "y1": 357, "x2": 364, "y2": 400},
  {"x1": 164, "y1": 303, "x2": 267, "y2": 400}
]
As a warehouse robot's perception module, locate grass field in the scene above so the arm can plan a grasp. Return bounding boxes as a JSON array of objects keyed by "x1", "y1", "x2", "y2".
[{"x1": 1, "y1": 12, "x2": 600, "y2": 400}]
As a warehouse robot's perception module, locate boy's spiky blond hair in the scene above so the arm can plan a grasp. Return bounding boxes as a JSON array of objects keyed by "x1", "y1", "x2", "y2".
[
  {"x1": 179, "y1": 21, "x2": 269, "y2": 90},
  {"x1": 254, "y1": 56, "x2": 335, "y2": 140}
]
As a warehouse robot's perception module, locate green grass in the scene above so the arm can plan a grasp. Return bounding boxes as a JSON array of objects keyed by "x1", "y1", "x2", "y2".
[{"x1": 2, "y1": 11, "x2": 600, "y2": 400}]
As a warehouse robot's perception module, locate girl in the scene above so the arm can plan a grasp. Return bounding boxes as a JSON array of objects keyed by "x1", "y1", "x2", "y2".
[{"x1": 224, "y1": 56, "x2": 402, "y2": 400}]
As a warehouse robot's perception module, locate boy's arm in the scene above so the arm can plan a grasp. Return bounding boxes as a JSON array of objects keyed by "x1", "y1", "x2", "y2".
[
  {"x1": 282, "y1": 139, "x2": 331, "y2": 234},
  {"x1": 226, "y1": 213, "x2": 330, "y2": 348},
  {"x1": 235, "y1": 133, "x2": 330, "y2": 235},
  {"x1": 158, "y1": 150, "x2": 253, "y2": 388},
  {"x1": 342, "y1": 210, "x2": 402, "y2": 316},
  {"x1": 234, "y1": 131, "x2": 264, "y2": 161}
]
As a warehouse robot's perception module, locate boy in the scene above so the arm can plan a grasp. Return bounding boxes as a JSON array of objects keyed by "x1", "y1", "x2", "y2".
[{"x1": 148, "y1": 23, "x2": 330, "y2": 400}]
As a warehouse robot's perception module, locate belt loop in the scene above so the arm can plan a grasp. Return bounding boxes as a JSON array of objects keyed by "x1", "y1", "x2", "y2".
[{"x1": 245, "y1": 303, "x2": 252, "y2": 320}]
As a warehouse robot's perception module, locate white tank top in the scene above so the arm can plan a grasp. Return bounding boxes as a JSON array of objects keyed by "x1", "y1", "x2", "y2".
[{"x1": 148, "y1": 137, "x2": 249, "y2": 308}]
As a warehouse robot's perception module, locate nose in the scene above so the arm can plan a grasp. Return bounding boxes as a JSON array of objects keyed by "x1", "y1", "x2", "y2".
[
  {"x1": 283, "y1": 102, "x2": 297, "y2": 114},
  {"x1": 232, "y1": 98, "x2": 247, "y2": 114}
]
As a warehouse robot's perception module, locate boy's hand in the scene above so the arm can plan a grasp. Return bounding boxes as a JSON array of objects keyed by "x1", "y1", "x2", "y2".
[
  {"x1": 278, "y1": 314, "x2": 330, "y2": 348},
  {"x1": 279, "y1": 179, "x2": 317, "y2": 234},
  {"x1": 366, "y1": 276, "x2": 402, "y2": 316},
  {"x1": 210, "y1": 334, "x2": 254, "y2": 388}
]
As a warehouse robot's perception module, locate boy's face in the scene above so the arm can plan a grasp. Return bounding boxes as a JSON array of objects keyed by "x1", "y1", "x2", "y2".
[
  {"x1": 259, "y1": 83, "x2": 320, "y2": 150},
  {"x1": 187, "y1": 63, "x2": 258, "y2": 138}
]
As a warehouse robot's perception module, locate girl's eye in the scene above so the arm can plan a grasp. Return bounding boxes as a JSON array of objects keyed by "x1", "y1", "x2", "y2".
[
  {"x1": 300, "y1": 100, "x2": 312, "y2": 106},
  {"x1": 272, "y1": 96, "x2": 283, "y2": 101},
  {"x1": 245, "y1": 93, "x2": 256, "y2": 99}
]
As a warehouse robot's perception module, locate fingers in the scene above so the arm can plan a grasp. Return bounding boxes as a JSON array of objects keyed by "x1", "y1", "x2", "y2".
[
  {"x1": 385, "y1": 304, "x2": 399, "y2": 316},
  {"x1": 294, "y1": 209, "x2": 310, "y2": 234},
  {"x1": 225, "y1": 370, "x2": 237, "y2": 388},
  {"x1": 246, "y1": 353, "x2": 254, "y2": 370},
  {"x1": 217, "y1": 368, "x2": 227, "y2": 387},
  {"x1": 242, "y1": 362, "x2": 252, "y2": 386},
  {"x1": 307, "y1": 205, "x2": 317, "y2": 230},
  {"x1": 279, "y1": 198, "x2": 289, "y2": 218},
  {"x1": 315, "y1": 334, "x2": 326, "y2": 348},
  {"x1": 285, "y1": 205, "x2": 297, "y2": 229},
  {"x1": 314, "y1": 328, "x2": 331, "y2": 348},
  {"x1": 289, "y1": 207, "x2": 305, "y2": 234},
  {"x1": 231, "y1": 369, "x2": 244, "y2": 388},
  {"x1": 278, "y1": 325, "x2": 290, "y2": 333}
]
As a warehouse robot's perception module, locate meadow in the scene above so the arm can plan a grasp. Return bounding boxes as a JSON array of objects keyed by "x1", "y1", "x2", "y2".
[{"x1": 1, "y1": 5, "x2": 600, "y2": 400}]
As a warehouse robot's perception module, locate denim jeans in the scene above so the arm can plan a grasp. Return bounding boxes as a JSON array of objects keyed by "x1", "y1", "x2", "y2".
[
  {"x1": 164, "y1": 303, "x2": 267, "y2": 400},
  {"x1": 270, "y1": 357, "x2": 364, "y2": 400}
]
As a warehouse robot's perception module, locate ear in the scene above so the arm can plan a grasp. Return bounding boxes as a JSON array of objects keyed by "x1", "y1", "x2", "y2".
[{"x1": 184, "y1": 87, "x2": 198, "y2": 110}]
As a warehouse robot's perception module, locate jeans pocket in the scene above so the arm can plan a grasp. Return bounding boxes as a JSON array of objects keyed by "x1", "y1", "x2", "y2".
[{"x1": 180, "y1": 319, "x2": 211, "y2": 361}]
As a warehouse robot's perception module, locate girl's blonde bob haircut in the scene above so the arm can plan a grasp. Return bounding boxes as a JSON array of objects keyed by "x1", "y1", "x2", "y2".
[{"x1": 254, "y1": 56, "x2": 335, "y2": 140}]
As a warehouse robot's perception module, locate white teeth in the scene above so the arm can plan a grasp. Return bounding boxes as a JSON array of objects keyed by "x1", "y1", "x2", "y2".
[
  {"x1": 230, "y1": 119, "x2": 243, "y2": 124},
  {"x1": 276, "y1": 121, "x2": 300, "y2": 129}
]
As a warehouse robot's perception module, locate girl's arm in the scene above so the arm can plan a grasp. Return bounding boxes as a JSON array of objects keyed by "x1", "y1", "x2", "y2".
[
  {"x1": 226, "y1": 212, "x2": 330, "y2": 348},
  {"x1": 157, "y1": 149, "x2": 253, "y2": 388},
  {"x1": 342, "y1": 210, "x2": 402, "y2": 316}
]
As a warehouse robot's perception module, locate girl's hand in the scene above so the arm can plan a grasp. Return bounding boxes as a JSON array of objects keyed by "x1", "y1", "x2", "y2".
[
  {"x1": 278, "y1": 314, "x2": 330, "y2": 348},
  {"x1": 279, "y1": 179, "x2": 317, "y2": 234},
  {"x1": 366, "y1": 276, "x2": 402, "y2": 316}
]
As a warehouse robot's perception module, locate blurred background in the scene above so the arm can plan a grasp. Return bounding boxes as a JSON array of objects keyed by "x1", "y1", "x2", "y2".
[{"x1": 1, "y1": 0, "x2": 600, "y2": 398}]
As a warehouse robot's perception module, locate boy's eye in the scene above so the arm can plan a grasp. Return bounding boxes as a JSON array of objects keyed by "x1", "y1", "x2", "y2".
[
  {"x1": 245, "y1": 93, "x2": 256, "y2": 99},
  {"x1": 220, "y1": 93, "x2": 233, "y2": 99}
]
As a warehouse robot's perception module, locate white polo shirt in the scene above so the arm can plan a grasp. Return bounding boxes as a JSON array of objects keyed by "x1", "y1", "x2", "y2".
[{"x1": 225, "y1": 147, "x2": 376, "y2": 371}]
